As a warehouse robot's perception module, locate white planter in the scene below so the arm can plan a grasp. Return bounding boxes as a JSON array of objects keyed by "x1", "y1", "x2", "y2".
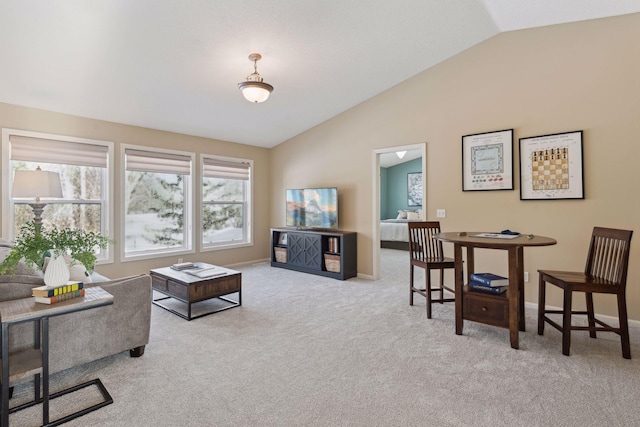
[{"x1": 44, "y1": 249, "x2": 70, "y2": 286}]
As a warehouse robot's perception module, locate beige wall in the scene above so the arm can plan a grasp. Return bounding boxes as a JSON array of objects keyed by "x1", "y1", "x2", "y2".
[
  {"x1": 270, "y1": 14, "x2": 640, "y2": 319},
  {"x1": 0, "y1": 102, "x2": 271, "y2": 278}
]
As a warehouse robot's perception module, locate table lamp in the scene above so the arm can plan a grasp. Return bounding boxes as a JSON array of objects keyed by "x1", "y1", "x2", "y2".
[{"x1": 12, "y1": 167, "x2": 63, "y2": 229}]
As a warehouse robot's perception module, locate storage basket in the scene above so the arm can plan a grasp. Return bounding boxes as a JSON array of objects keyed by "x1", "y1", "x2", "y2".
[
  {"x1": 324, "y1": 254, "x2": 341, "y2": 273},
  {"x1": 274, "y1": 247, "x2": 287, "y2": 263}
]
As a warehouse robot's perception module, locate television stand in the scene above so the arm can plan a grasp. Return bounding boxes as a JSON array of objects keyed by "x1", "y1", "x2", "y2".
[{"x1": 270, "y1": 228, "x2": 357, "y2": 280}]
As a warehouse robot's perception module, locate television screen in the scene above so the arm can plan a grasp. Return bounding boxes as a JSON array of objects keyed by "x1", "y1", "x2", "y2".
[{"x1": 286, "y1": 187, "x2": 338, "y2": 229}]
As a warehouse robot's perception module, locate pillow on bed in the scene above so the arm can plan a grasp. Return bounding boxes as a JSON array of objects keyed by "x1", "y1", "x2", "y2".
[
  {"x1": 407, "y1": 211, "x2": 420, "y2": 220},
  {"x1": 396, "y1": 210, "x2": 407, "y2": 219}
]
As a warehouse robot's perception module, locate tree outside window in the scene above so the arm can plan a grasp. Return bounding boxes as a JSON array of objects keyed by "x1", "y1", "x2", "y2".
[
  {"x1": 123, "y1": 147, "x2": 193, "y2": 258},
  {"x1": 202, "y1": 157, "x2": 251, "y2": 249},
  {"x1": 12, "y1": 161, "x2": 104, "y2": 237}
]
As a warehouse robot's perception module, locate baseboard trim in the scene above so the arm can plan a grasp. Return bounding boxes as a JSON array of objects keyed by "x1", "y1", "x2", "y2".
[
  {"x1": 524, "y1": 301, "x2": 640, "y2": 329},
  {"x1": 227, "y1": 258, "x2": 271, "y2": 268}
]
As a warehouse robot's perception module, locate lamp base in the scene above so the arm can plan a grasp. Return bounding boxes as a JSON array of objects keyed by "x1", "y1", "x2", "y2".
[{"x1": 28, "y1": 202, "x2": 47, "y2": 229}]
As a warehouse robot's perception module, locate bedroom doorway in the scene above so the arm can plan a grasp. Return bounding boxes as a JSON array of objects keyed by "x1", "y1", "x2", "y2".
[{"x1": 372, "y1": 143, "x2": 426, "y2": 280}]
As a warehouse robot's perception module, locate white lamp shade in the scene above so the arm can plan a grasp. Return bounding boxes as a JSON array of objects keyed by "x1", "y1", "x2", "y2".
[
  {"x1": 12, "y1": 169, "x2": 63, "y2": 200},
  {"x1": 238, "y1": 81, "x2": 273, "y2": 103}
]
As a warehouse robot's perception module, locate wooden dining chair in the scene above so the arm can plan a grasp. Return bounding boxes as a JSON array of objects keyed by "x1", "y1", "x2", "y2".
[
  {"x1": 408, "y1": 221, "x2": 455, "y2": 319},
  {"x1": 538, "y1": 227, "x2": 634, "y2": 358}
]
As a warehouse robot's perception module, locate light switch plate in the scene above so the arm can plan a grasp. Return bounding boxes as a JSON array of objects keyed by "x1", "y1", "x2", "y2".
[{"x1": 436, "y1": 209, "x2": 446, "y2": 218}]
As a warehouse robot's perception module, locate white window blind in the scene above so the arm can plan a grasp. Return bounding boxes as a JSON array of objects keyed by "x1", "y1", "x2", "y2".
[
  {"x1": 125, "y1": 149, "x2": 191, "y2": 175},
  {"x1": 203, "y1": 158, "x2": 250, "y2": 180},
  {"x1": 10, "y1": 135, "x2": 109, "y2": 168}
]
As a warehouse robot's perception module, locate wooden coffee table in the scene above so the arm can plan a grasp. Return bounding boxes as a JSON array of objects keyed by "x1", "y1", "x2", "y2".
[{"x1": 150, "y1": 263, "x2": 241, "y2": 320}]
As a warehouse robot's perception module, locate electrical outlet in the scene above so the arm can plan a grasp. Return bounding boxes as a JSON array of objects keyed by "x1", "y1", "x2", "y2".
[
  {"x1": 436, "y1": 209, "x2": 446, "y2": 218},
  {"x1": 524, "y1": 272, "x2": 529, "y2": 282}
]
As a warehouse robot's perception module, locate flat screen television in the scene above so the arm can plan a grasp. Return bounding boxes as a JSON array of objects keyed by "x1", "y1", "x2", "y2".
[{"x1": 286, "y1": 187, "x2": 338, "y2": 230}]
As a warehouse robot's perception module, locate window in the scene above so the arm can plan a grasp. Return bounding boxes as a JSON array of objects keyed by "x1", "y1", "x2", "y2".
[
  {"x1": 201, "y1": 156, "x2": 252, "y2": 249},
  {"x1": 2, "y1": 129, "x2": 114, "y2": 263},
  {"x1": 122, "y1": 146, "x2": 194, "y2": 260}
]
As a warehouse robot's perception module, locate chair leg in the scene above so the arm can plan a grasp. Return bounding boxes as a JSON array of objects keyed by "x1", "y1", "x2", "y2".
[
  {"x1": 562, "y1": 289, "x2": 573, "y2": 356},
  {"x1": 425, "y1": 269, "x2": 432, "y2": 319},
  {"x1": 537, "y1": 276, "x2": 546, "y2": 335},
  {"x1": 409, "y1": 264, "x2": 414, "y2": 306},
  {"x1": 585, "y1": 292, "x2": 596, "y2": 339},
  {"x1": 438, "y1": 268, "x2": 445, "y2": 304},
  {"x1": 617, "y1": 292, "x2": 631, "y2": 359}
]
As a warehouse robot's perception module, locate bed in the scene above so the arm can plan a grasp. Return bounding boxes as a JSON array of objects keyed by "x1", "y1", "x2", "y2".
[{"x1": 380, "y1": 219, "x2": 420, "y2": 250}]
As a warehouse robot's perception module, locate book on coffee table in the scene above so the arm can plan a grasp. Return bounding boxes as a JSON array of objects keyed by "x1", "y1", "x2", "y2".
[
  {"x1": 186, "y1": 266, "x2": 226, "y2": 279},
  {"x1": 171, "y1": 262, "x2": 197, "y2": 270}
]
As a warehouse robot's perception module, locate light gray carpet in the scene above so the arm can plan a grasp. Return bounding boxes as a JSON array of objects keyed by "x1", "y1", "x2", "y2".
[{"x1": 9, "y1": 249, "x2": 640, "y2": 426}]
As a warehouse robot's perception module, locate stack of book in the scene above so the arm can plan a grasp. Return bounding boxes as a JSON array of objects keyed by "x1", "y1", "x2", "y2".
[
  {"x1": 32, "y1": 281, "x2": 85, "y2": 304},
  {"x1": 468, "y1": 273, "x2": 509, "y2": 295},
  {"x1": 170, "y1": 262, "x2": 197, "y2": 271}
]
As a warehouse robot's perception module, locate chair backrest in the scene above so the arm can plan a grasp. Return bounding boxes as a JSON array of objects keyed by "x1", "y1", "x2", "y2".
[
  {"x1": 585, "y1": 227, "x2": 633, "y2": 285},
  {"x1": 408, "y1": 221, "x2": 445, "y2": 263}
]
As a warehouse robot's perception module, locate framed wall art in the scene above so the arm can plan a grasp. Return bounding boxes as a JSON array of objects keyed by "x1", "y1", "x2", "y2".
[
  {"x1": 519, "y1": 130, "x2": 584, "y2": 200},
  {"x1": 407, "y1": 172, "x2": 422, "y2": 206},
  {"x1": 462, "y1": 129, "x2": 514, "y2": 191}
]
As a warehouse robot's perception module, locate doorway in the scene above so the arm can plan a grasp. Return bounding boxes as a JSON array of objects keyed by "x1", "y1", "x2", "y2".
[{"x1": 372, "y1": 143, "x2": 426, "y2": 280}]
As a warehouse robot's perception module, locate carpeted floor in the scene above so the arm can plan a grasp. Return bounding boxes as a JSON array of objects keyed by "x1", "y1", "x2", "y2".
[{"x1": 9, "y1": 249, "x2": 640, "y2": 426}]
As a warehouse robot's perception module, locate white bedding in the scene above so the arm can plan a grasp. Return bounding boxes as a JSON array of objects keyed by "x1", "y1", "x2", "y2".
[{"x1": 380, "y1": 219, "x2": 414, "y2": 242}]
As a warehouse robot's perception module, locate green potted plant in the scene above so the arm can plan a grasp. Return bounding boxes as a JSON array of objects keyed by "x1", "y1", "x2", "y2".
[{"x1": 0, "y1": 221, "x2": 112, "y2": 275}]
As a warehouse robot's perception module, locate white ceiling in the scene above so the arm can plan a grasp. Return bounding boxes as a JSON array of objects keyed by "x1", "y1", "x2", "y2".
[{"x1": 1, "y1": 1, "x2": 639, "y2": 148}]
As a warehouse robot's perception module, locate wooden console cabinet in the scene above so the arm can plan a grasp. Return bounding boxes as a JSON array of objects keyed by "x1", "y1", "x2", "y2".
[{"x1": 270, "y1": 228, "x2": 357, "y2": 280}]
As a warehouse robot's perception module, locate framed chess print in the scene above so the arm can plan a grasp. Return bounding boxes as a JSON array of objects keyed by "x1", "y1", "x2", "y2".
[
  {"x1": 519, "y1": 130, "x2": 584, "y2": 200},
  {"x1": 462, "y1": 129, "x2": 514, "y2": 191}
]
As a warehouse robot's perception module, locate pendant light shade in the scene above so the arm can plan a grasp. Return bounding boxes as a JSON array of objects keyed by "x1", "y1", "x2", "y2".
[{"x1": 238, "y1": 53, "x2": 274, "y2": 103}]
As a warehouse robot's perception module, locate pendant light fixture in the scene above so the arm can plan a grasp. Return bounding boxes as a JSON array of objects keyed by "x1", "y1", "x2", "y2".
[{"x1": 238, "y1": 53, "x2": 274, "y2": 103}]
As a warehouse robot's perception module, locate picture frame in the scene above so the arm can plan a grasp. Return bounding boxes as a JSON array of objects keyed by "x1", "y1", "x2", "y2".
[
  {"x1": 407, "y1": 172, "x2": 422, "y2": 206},
  {"x1": 278, "y1": 232, "x2": 288, "y2": 245},
  {"x1": 519, "y1": 130, "x2": 584, "y2": 200},
  {"x1": 462, "y1": 129, "x2": 514, "y2": 191}
]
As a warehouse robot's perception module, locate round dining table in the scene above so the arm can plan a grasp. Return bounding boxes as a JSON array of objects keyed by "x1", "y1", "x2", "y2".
[{"x1": 433, "y1": 232, "x2": 557, "y2": 350}]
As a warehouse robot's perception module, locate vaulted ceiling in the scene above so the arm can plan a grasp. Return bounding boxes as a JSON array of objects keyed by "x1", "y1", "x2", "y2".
[{"x1": 1, "y1": 1, "x2": 639, "y2": 148}]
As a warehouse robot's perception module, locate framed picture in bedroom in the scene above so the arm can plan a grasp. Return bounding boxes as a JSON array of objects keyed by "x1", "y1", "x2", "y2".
[
  {"x1": 519, "y1": 130, "x2": 584, "y2": 200},
  {"x1": 407, "y1": 172, "x2": 422, "y2": 206},
  {"x1": 462, "y1": 129, "x2": 514, "y2": 191}
]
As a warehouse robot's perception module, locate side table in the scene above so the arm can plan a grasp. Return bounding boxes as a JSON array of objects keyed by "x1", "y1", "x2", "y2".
[{"x1": 0, "y1": 286, "x2": 114, "y2": 426}]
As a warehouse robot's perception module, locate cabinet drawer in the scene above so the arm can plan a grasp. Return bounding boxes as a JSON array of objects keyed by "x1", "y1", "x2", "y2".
[
  {"x1": 463, "y1": 291, "x2": 509, "y2": 328},
  {"x1": 151, "y1": 275, "x2": 168, "y2": 292},
  {"x1": 167, "y1": 279, "x2": 188, "y2": 300}
]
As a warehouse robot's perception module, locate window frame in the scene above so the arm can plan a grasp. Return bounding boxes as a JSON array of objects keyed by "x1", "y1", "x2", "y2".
[
  {"x1": 1, "y1": 128, "x2": 115, "y2": 265},
  {"x1": 200, "y1": 154, "x2": 253, "y2": 252},
  {"x1": 120, "y1": 144, "x2": 195, "y2": 262}
]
